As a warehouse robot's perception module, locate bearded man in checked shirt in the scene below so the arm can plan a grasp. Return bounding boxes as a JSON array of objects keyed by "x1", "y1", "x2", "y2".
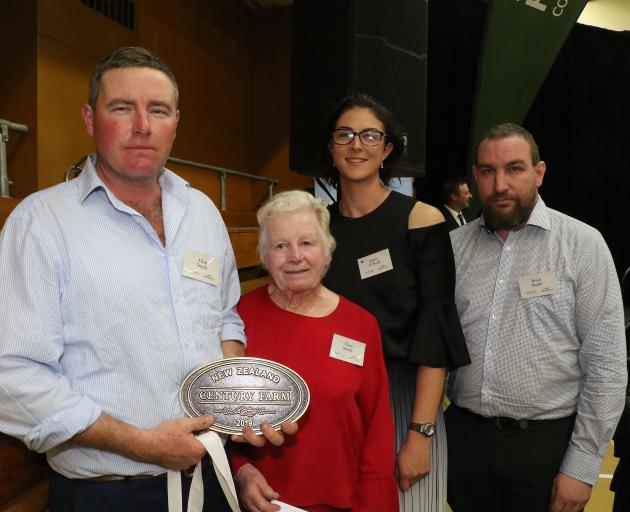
[{"x1": 446, "y1": 123, "x2": 627, "y2": 512}]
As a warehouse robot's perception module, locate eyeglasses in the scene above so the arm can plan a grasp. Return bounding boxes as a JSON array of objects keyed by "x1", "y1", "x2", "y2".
[{"x1": 331, "y1": 128, "x2": 386, "y2": 147}]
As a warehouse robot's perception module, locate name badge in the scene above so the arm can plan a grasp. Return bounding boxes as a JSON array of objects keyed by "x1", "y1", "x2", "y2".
[
  {"x1": 330, "y1": 334, "x2": 366, "y2": 367},
  {"x1": 357, "y1": 248, "x2": 393, "y2": 280},
  {"x1": 518, "y1": 271, "x2": 555, "y2": 299},
  {"x1": 183, "y1": 249, "x2": 221, "y2": 286}
]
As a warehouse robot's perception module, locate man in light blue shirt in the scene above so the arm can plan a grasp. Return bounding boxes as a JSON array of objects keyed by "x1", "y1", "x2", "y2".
[
  {"x1": 446, "y1": 123, "x2": 626, "y2": 512},
  {"x1": 0, "y1": 47, "x2": 289, "y2": 511}
]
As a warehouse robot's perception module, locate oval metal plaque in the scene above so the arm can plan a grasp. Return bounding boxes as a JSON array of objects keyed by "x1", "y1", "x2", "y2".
[{"x1": 180, "y1": 357, "x2": 310, "y2": 435}]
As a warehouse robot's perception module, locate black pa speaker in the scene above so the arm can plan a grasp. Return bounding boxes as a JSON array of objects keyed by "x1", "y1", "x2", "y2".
[{"x1": 289, "y1": 0, "x2": 427, "y2": 177}]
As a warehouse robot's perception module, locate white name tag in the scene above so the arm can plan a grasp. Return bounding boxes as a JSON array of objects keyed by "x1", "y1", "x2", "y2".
[
  {"x1": 183, "y1": 249, "x2": 221, "y2": 286},
  {"x1": 357, "y1": 248, "x2": 393, "y2": 280},
  {"x1": 518, "y1": 271, "x2": 555, "y2": 299},
  {"x1": 330, "y1": 334, "x2": 366, "y2": 366}
]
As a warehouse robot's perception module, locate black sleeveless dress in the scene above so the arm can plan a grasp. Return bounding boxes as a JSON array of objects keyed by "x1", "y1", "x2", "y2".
[{"x1": 323, "y1": 190, "x2": 469, "y2": 512}]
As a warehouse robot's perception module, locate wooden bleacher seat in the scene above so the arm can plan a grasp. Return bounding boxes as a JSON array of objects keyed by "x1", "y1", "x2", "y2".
[
  {"x1": 0, "y1": 199, "x2": 21, "y2": 230},
  {"x1": 0, "y1": 479, "x2": 48, "y2": 512},
  {"x1": 0, "y1": 434, "x2": 48, "y2": 512},
  {"x1": 220, "y1": 209, "x2": 257, "y2": 228},
  {"x1": 228, "y1": 226, "x2": 259, "y2": 269},
  {"x1": 222, "y1": 210, "x2": 271, "y2": 294}
]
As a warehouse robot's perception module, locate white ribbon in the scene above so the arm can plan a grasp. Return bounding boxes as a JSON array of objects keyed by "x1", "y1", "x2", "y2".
[{"x1": 167, "y1": 431, "x2": 241, "y2": 512}]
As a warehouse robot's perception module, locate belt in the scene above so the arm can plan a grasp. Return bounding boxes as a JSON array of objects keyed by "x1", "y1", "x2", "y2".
[
  {"x1": 82, "y1": 473, "x2": 167, "y2": 481},
  {"x1": 451, "y1": 403, "x2": 574, "y2": 431},
  {"x1": 82, "y1": 466, "x2": 199, "y2": 481}
]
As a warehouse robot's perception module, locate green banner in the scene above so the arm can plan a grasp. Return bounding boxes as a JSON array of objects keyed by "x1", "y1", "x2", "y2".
[{"x1": 467, "y1": 0, "x2": 588, "y2": 210}]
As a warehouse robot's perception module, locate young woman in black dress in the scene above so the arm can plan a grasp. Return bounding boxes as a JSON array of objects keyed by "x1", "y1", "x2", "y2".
[{"x1": 321, "y1": 95, "x2": 469, "y2": 512}]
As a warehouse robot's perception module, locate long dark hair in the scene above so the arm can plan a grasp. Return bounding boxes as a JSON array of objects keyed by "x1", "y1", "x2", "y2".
[{"x1": 323, "y1": 94, "x2": 406, "y2": 189}]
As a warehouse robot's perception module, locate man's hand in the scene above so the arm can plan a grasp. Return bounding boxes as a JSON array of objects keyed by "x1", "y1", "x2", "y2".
[
  {"x1": 396, "y1": 433, "x2": 432, "y2": 492},
  {"x1": 72, "y1": 413, "x2": 215, "y2": 471},
  {"x1": 549, "y1": 472, "x2": 592, "y2": 512},
  {"x1": 231, "y1": 421, "x2": 298, "y2": 448},
  {"x1": 235, "y1": 463, "x2": 280, "y2": 512},
  {"x1": 221, "y1": 340, "x2": 245, "y2": 358},
  {"x1": 137, "y1": 415, "x2": 215, "y2": 470}
]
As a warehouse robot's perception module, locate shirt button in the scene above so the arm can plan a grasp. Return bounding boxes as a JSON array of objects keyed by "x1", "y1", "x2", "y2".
[
  {"x1": 499, "y1": 279, "x2": 504, "y2": 284},
  {"x1": 505, "y1": 246, "x2": 511, "y2": 251},
  {"x1": 491, "y1": 314, "x2": 497, "y2": 320}
]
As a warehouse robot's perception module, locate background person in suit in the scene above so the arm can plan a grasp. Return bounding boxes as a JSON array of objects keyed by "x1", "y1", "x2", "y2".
[{"x1": 439, "y1": 178, "x2": 472, "y2": 231}]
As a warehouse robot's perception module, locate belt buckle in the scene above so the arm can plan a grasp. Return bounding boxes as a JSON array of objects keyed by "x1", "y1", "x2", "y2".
[{"x1": 495, "y1": 417, "x2": 529, "y2": 430}]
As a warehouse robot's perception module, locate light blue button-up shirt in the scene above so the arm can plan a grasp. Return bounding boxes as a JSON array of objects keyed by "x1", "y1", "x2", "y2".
[
  {"x1": 449, "y1": 197, "x2": 627, "y2": 485},
  {"x1": 0, "y1": 156, "x2": 245, "y2": 477}
]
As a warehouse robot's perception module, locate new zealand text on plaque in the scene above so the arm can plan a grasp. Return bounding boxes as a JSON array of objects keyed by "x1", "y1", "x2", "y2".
[{"x1": 180, "y1": 357, "x2": 310, "y2": 435}]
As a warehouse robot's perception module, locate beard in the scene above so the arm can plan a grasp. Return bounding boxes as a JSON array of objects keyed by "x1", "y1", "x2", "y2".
[{"x1": 482, "y1": 187, "x2": 538, "y2": 232}]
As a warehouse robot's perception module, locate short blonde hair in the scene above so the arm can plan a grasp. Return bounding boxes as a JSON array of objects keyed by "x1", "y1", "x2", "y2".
[{"x1": 257, "y1": 190, "x2": 336, "y2": 268}]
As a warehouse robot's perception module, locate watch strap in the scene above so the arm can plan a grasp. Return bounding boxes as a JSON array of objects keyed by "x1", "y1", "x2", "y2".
[{"x1": 408, "y1": 421, "x2": 435, "y2": 437}]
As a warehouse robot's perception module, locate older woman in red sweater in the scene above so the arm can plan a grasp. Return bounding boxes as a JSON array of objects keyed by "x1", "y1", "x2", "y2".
[{"x1": 231, "y1": 190, "x2": 398, "y2": 512}]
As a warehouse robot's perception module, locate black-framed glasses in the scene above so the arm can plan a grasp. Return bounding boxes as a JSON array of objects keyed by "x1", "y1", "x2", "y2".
[{"x1": 331, "y1": 128, "x2": 386, "y2": 147}]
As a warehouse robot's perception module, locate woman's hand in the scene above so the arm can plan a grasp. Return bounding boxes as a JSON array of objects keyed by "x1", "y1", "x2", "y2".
[
  {"x1": 396, "y1": 433, "x2": 432, "y2": 492},
  {"x1": 230, "y1": 421, "x2": 298, "y2": 447},
  {"x1": 235, "y1": 463, "x2": 280, "y2": 512}
]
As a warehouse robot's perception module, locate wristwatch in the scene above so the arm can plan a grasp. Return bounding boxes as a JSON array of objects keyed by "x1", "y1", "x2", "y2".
[{"x1": 409, "y1": 421, "x2": 435, "y2": 437}]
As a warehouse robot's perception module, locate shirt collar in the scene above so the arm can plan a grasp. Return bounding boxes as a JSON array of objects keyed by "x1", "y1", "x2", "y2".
[
  {"x1": 78, "y1": 154, "x2": 190, "y2": 203},
  {"x1": 78, "y1": 155, "x2": 106, "y2": 202},
  {"x1": 479, "y1": 194, "x2": 551, "y2": 232},
  {"x1": 525, "y1": 196, "x2": 551, "y2": 230},
  {"x1": 444, "y1": 204, "x2": 461, "y2": 219}
]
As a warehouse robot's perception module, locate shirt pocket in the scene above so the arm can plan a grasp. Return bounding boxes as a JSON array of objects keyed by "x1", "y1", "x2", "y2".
[
  {"x1": 181, "y1": 275, "x2": 223, "y2": 334},
  {"x1": 517, "y1": 277, "x2": 579, "y2": 402}
]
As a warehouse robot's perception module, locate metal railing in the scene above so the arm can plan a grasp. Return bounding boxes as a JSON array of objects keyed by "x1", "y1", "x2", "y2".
[
  {"x1": 0, "y1": 118, "x2": 29, "y2": 198},
  {"x1": 63, "y1": 154, "x2": 278, "y2": 210},
  {"x1": 167, "y1": 156, "x2": 277, "y2": 210}
]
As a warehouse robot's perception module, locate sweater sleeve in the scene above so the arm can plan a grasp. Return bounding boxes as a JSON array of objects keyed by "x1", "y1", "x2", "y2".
[{"x1": 352, "y1": 316, "x2": 399, "y2": 512}]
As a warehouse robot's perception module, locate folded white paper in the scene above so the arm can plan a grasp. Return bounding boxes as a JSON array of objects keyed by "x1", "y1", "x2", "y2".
[{"x1": 271, "y1": 500, "x2": 307, "y2": 512}]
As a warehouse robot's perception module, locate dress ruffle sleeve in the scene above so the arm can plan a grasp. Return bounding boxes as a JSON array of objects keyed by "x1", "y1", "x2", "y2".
[{"x1": 406, "y1": 222, "x2": 470, "y2": 369}]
